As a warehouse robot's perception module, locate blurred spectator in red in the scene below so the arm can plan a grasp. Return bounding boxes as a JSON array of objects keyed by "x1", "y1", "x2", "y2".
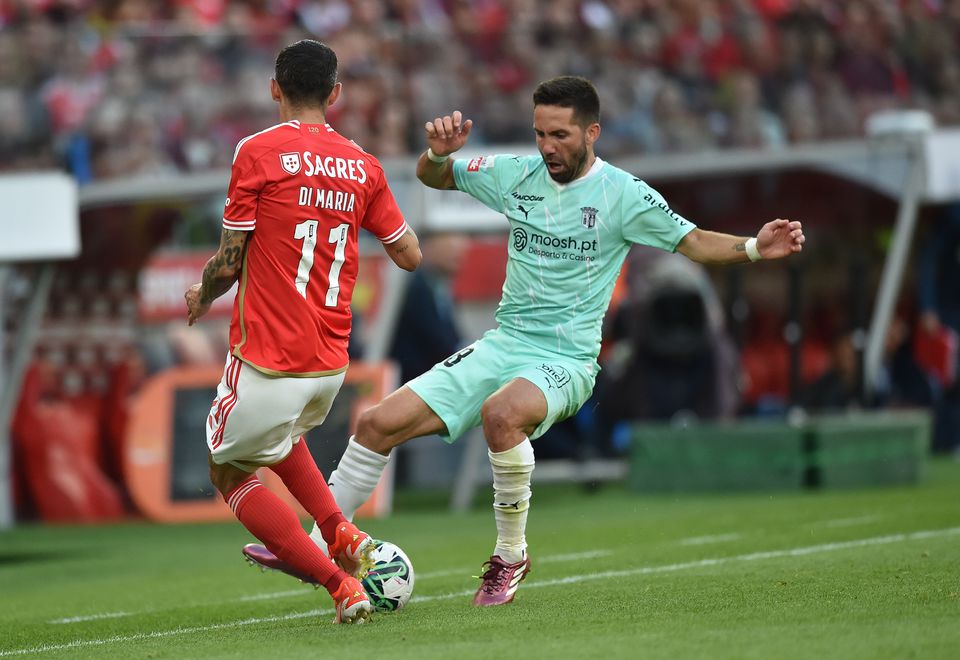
[{"x1": 2, "y1": 0, "x2": 960, "y2": 181}]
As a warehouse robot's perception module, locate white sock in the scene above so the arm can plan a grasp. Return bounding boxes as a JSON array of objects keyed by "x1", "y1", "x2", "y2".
[
  {"x1": 489, "y1": 438, "x2": 534, "y2": 564},
  {"x1": 309, "y1": 436, "x2": 390, "y2": 546}
]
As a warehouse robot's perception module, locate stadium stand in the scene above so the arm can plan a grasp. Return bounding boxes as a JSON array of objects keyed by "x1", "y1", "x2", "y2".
[{"x1": 1, "y1": 1, "x2": 960, "y2": 180}]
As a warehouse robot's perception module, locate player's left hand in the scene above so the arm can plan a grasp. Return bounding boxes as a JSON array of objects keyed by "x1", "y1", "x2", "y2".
[
  {"x1": 757, "y1": 218, "x2": 804, "y2": 259},
  {"x1": 424, "y1": 110, "x2": 473, "y2": 157},
  {"x1": 185, "y1": 283, "x2": 210, "y2": 326}
]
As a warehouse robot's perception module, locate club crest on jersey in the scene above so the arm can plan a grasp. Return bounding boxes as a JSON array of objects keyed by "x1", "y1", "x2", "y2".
[
  {"x1": 280, "y1": 152, "x2": 302, "y2": 175},
  {"x1": 580, "y1": 206, "x2": 598, "y2": 229}
]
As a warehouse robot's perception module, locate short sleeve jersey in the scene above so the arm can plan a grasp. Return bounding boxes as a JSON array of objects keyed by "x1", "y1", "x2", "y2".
[
  {"x1": 452, "y1": 154, "x2": 695, "y2": 362},
  {"x1": 224, "y1": 120, "x2": 407, "y2": 375}
]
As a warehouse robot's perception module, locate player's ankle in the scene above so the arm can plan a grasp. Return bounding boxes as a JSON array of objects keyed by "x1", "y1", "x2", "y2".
[
  {"x1": 318, "y1": 513, "x2": 346, "y2": 544},
  {"x1": 495, "y1": 546, "x2": 526, "y2": 564},
  {"x1": 324, "y1": 569, "x2": 351, "y2": 595}
]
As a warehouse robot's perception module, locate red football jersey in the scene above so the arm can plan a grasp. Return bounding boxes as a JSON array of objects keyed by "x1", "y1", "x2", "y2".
[{"x1": 222, "y1": 120, "x2": 408, "y2": 375}]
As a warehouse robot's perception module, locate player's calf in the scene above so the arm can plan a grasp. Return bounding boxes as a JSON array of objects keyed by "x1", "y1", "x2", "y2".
[{"x1": 242, "y1": 520, "x2": 375, "y2": 583}]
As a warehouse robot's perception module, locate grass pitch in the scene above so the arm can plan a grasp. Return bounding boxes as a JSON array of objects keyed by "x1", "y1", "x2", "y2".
[{"x1": 1, "y1": 459, "x2": 958, "y2": 659}]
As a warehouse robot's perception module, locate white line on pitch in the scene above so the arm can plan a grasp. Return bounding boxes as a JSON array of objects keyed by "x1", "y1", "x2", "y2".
[
  {"x1": 678, "y1": 533, "x2": 742, "y2": 546},
  {"x1": 823, "y1": 515, "x2": 881, "y2": 528},
  {"x1": 7, "y1": 525, "x2": 958, "y2": 657},
  {"x1": 46, "y1": 551, "x2": 618, "y2": 624},
  {"x1": 540, "y1": 550, "x2": 613, "y2": 563},
  {"x1": 415, "y1": 568, "x2": 465, "y2": 579},
  {"x1": 7, "y1": 609, "x2": 332, "y2": 657},
  {"x1": 47, "y1": 612, "x2": 134, "y2": 625},
  {"x1": 415, "y1": 550, "x2": 613, "y2": 580},
  {"x1": 239, "y1": 589, "x2": 313, "y2": 602}
]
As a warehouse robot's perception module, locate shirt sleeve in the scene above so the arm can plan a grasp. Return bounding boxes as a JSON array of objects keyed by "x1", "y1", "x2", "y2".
[
  {"x1": 223, "y1": 142, "x2": 266, "y2": 232},
  {"x1": 621, "y1": 178, "x2": 696, "y2": 252},
  {"x1": 361, "y1": 169, "x2": 408, "y2": 244},
  {"x1": 451, "y1": 154, "x2": 521, "y2": 213}
]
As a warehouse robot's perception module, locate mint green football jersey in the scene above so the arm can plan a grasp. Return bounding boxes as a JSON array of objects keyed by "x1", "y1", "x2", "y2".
[{"x1": 452, "y1": 154, "x2": 696, "y2": 362}]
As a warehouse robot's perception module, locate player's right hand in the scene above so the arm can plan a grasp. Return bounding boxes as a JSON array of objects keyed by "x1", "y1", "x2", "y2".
[
  {"x1": 424, "y1": 110, "x2": 473, "y2": 157},
  {"x1": 185, "y1": 283, "x2": 211, "y2": 326}
]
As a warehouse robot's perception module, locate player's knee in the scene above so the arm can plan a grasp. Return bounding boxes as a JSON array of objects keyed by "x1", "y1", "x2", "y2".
[
  {"x1": 481, "y1": 398, "x2": 516, "y2": 437},
  {"x1": 482, "y1": 396, "x2": 539, "y2": 452},
  {"x1": 208, "y1": 457, "x2": 244, "y2": 496},
  {"x1": 207, "y1": 456, "x2": 223, "y2": 493},
  {"x1": 208, "y1": 465, "x2": 231, "y2": 495}
]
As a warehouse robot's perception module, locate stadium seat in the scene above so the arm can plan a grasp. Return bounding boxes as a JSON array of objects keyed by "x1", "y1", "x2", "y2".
[{"x1": 11, "y1": 365, "x2": 125, "y2": 522}]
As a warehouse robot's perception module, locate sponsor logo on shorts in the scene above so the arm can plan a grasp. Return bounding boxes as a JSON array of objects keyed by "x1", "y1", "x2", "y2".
[{"x1": 537, "y1": 363, "x2": 571, "y2": 389}]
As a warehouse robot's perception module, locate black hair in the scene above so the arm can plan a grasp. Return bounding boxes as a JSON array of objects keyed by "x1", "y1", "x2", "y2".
[
  {"x1": 274, "y1": 39, "x2": 338, "y2": 108},
  {"x1": 532, "y1": 76, "x2": 600, "y2": 126}
]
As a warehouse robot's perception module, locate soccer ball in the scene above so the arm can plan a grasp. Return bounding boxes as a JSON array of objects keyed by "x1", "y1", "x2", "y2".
[{"x1": 360, "y1": 540, "x2": 415, "y2": 612}]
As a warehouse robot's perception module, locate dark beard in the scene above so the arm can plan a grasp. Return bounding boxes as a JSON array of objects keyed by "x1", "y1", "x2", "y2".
[{"x1": 546, "y1": 144, "x2": 589, "y2": 183}]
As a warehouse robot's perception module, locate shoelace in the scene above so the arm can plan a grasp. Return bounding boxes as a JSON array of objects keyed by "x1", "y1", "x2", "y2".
[{"x1": 477, "y1": 560, "x2": 510, "y2": 594}]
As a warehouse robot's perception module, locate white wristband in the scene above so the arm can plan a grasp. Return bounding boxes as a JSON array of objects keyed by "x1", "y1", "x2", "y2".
[
  {"x1": 745, "y1": 237, "x2": 762, "y2": 262},
  {"x1": 426, "y1": 148, "x2": 449, "y2": 163}
]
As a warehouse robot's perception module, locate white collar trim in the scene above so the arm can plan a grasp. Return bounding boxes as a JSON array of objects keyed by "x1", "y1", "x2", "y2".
[{"x1": 547, "y1": 156, "x2": 605, "y2": 190}]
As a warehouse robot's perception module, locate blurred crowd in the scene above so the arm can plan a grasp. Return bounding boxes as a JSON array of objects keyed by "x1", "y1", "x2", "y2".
[{"x1": 2, "y1": 0, "x2": 960, "y2": 182}]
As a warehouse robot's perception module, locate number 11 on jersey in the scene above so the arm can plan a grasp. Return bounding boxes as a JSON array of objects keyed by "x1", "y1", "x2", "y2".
[{"x1": 294, "y1": 220, "x2": 348, "y2": 306}]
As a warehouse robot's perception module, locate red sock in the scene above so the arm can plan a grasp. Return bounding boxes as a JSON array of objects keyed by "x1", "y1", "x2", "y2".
[
  {"x1": 226, "y1": 475, "x2": 348, "y2": 594},
  {"x1": 270, "y1": 438, "x2": 345, "y2": 544}
]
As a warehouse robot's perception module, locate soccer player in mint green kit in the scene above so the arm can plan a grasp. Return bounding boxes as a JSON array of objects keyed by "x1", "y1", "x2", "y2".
[{"x1": 243, "y1": 76, "x2": 806, "y2": 606}]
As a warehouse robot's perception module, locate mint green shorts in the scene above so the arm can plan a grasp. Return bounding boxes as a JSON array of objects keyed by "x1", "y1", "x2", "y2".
[{"x1": 406, "y1": 328, "x2": 597, "y2": 442}]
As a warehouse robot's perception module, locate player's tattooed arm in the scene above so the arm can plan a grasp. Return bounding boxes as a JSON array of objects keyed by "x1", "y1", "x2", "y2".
[
  {"x1": 383, "y1": 228, "x2": 422, "y2": 272},
  {"x1": 678, "y1": 220, "x2": 804, "y2": 265},
  {"x1": 678, "y1": 229, "x2": 754, "y2": 265},
  {"x1": 200, "y1": 229, "x2": 248, "y2": 303},
  {"x1": 185, "y1": 229, "x2": 249, "y2": 325}
]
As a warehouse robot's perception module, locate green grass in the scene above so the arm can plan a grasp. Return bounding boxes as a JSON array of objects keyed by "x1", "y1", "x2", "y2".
[{"x1": 1, "y1": 460, "x2": 959, "y2": 659}]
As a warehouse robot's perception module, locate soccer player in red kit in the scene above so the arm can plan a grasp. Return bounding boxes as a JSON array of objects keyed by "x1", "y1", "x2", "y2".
[{"x1": 184, "y1": 39, "x2": 421, "y2": 625}]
